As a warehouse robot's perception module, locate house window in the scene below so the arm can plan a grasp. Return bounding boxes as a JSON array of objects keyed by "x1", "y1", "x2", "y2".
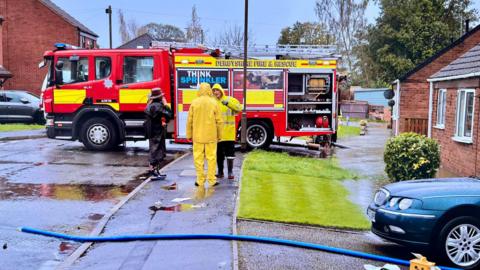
[
  {"x1": 454, "y1": 89, "x2": 475, "y2": 142},
  {"x1": 436, "y1": 89, "x2": 446, "y2": 127}
]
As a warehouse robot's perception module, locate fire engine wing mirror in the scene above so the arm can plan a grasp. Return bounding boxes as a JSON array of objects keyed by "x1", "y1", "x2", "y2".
[
  {"x1": 38, "y1": 60, "x2": 46, "y2": 69},
  {"x1": 55, "y1": 61, "x2": 64, "y2": 86}
]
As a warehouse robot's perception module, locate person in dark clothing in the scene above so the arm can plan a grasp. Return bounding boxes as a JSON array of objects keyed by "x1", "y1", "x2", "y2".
[{"x1": 144, "y1": 88, "x2": 172, "y2": 179}]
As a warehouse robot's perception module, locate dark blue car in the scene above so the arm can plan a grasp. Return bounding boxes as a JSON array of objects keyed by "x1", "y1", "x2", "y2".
[{"x1": 368, "y1": 178, "x2": 480, "y2": 269}]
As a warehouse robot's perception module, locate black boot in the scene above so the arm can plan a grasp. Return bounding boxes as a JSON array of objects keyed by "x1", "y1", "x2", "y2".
[
  {"x1": 227, "y1": 159, "x2": 234, "y2": 180},
  {"x1": 216, "y1": 164, "x2": 224, "y2": 178}
]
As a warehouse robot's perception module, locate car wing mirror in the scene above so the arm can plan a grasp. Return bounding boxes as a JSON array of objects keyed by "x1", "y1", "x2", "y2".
[{"x1": 20, "y1": 97, "x2": 30, "y2": 104}]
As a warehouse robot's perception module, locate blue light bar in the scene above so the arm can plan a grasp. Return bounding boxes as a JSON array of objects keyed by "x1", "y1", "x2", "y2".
[
  {"x1": 54, "y1": 43, "x2": 66, "y2": 50},
  {"x1": 54, "y1": 43, "x2": 80, "y2": 50}
]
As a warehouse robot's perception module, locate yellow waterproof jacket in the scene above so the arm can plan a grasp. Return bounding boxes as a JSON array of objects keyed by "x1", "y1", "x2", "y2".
[
  {"x1": 217, "y1": 89, "x2": 242, "y2": 141},
  {"x1": 186, "y1": 83, "x2": 223, "y2": 143}
]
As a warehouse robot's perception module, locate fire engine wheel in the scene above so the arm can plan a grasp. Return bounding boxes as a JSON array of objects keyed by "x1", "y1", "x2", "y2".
[
  {"x1": 80, "y1": 118, "x2": 118, "y2": 151},
  {"x1": 246, "y1": 121, "x2": 272, "y2": 149}
]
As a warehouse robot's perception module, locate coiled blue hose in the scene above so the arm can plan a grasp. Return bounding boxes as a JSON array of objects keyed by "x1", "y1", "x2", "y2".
[{"x1": 19, "y1": 226, "x2": 459, "y2": 270}]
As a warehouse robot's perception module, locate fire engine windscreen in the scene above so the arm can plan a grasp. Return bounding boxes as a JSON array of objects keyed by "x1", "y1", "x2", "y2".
[{"x1": 57, "y1": 57, "x2": 89, "y2": 84}]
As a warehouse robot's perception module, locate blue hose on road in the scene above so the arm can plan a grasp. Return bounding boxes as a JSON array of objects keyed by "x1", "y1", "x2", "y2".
[{"x1": 19, "y1": 226, "x2": 460, "y2": 270}]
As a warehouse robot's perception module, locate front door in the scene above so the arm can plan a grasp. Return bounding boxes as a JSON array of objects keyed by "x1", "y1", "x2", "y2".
[
  {"x1": 90, "y1": 56, "x2": 119, "y2": 111},
  {"x1": 117, "y1": 54, "x2": 160, "y2": 112}
]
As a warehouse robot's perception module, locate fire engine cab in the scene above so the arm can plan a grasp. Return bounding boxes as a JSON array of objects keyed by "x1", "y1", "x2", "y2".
[{"x1": 40, "y1": 42, "x2": 339, "y2": 151}]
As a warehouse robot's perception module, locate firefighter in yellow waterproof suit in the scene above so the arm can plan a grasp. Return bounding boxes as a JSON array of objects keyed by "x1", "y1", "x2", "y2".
[
  {"x1": 212, "y1": 83, "x2": 242, "y2": 179},
  {"x1": 186, "y1": 83, "x2": 223, "y2": 187}
]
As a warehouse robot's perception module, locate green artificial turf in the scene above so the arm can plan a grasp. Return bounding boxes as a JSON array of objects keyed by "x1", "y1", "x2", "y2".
[
  {"x1": 337, "y1": 125, "x2": 361, "y2": 138},
  {"x1": 238, "y1": 151, "x2": 370, "y2": 230},
  {"x1": 0, "y1": 124, "x2": 44, "y2": 132}
]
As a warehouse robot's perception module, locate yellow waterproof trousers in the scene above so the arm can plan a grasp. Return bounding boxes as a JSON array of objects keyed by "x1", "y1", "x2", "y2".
[{"x1": 193, "y1": 142, "x2": 217, "y2": 186}]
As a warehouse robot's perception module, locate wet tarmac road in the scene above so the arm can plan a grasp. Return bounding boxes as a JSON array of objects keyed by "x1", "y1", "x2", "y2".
[
  {"x1": 0, "y1": 137, "x2": 180, "y2": 270},
  {"x1": 237, "y1": 124, "x2": 417, "y2": 270}
]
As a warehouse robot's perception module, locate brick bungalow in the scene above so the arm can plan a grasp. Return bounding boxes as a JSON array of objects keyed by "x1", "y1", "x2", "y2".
[
  {"x1": 392, "y1": 23, "x2": 480, "y2": 136},
  {"x1": 428, "y1": 44, "x2": 480, "y2": 177},
  {"x1": 0, "y1": 0, "x2": 98, "y2": 95}
]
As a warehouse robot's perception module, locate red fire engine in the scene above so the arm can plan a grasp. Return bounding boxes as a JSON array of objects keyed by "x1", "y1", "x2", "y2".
[{"x1": 40, "y1": 42, "x2": 339, "y2": 150}]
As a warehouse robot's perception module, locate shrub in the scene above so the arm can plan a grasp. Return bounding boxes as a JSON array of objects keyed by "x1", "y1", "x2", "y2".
[{"x1": 384, "y1": 132, "x2": 440, "y2": 182}]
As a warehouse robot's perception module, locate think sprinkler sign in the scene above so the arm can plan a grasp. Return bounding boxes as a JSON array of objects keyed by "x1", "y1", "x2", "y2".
[{"x1": 177, "y1": 70, "x2": 229, "y2": 89}]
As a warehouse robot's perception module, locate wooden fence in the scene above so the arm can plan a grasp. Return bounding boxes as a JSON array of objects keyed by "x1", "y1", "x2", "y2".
[{"x1": 404, "y1": 118, "x2": 428, "y2": 135}]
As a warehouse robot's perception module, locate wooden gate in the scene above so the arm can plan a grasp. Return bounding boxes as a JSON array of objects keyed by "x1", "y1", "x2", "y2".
[{"x1": 405, "y1": 118, "x2": 428, "y2": 135}]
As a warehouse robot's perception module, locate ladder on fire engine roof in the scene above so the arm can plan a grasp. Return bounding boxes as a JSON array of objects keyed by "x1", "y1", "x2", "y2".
[{"x1": 151, "y1": 41, "x2": 340, "y2": 59}]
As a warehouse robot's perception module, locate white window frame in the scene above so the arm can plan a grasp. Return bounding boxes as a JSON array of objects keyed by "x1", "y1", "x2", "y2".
[
  {"x1": 453, "y1": 89, "x2": 475, "y2": 144},
  {"x1": 435, "y1": 89, "x2": 446, "y2": 129}
]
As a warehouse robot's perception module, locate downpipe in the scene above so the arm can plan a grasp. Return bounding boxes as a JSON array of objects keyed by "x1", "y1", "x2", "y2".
[{"x1": 19, "y1": 227, "x2": 460, "y2": 270}]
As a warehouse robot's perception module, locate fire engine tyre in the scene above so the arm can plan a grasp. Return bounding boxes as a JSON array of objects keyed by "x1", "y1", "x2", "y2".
[
  {"x1": 80, "y1": 117, "x2": 118, "y2": 151},
  {"x1": 246, "y1": 121, "x2": 272, "y2": 149}
]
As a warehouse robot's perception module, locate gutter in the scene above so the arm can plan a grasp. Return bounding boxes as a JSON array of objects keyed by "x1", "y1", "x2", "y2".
[
  {"x1": 428, "y1": 82, "x2": 433, "y2": 138},
  {"x1": 427, "y1": 72, "x2": 480, "y2": 82},
  {"x1": 393, "y1": 79, "x2": 400, "y2": 136}
]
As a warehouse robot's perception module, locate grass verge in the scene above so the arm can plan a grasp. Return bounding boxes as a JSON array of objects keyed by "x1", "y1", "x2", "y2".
[
  {"x1": 337, "y1": 125, "x2": 361, "y2": 138},
  {"x1": 238, "y1": 151, "x2": 369, "y2": 230},
  {"x1": 338, "y1": 116, "x2": 386, "y2": 123},
  {"x1": 0, "y1": 124, "x2": 44, "y2": 132}
]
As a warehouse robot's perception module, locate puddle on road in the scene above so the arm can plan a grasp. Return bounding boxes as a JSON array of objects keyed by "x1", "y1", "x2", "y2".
[
  {"x1": 88, "y1": 213, "x2": 104, "y2": 221},
  {"x1": 0, "y1": 154, "x2": 180, "y2": 202},
  {"x1": 0, "y1": 178, "x2": 141, "y2": 202}
]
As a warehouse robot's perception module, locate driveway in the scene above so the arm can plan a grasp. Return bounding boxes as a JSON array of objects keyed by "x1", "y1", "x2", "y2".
[{"x1": 237, "y1": 123, "x2": 415, "y2": 270}]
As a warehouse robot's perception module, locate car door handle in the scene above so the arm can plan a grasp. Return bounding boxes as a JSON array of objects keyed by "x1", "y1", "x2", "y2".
[
  {"x1": 7, "y1": 106, "x2": 11, "y2": 109},
  {"x1": 120, "y1": 85, "x2": 129, "y2": 89},
  {"x1": 83, "y1": 86, "x2": 91, "y2": 89}
]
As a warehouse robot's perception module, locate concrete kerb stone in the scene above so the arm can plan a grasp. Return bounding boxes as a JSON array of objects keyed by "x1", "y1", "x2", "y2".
[
  {"x1": 0, "y1": 129, "x2": 46, "y2": 141},
  {"x1": 236, "y1": 218, "x2": 367, "y2": 235},
  {"x1": 231, "y1": 156, "x2": 246, "y2": 270},
  {"x1": 56, "y1": 152, "x2": 191, "y2": 270}
]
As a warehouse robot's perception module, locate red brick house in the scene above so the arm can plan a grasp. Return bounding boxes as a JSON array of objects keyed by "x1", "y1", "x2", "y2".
[
  {"x1": 392, "y1": 24, "x2": 480, "y2": 136},
  {"x1": 0, "y1": 0, "x2": 98, "y2": 95},
  {"x1": 428, "y1": 44, "x2": 480, "y2": 177}
]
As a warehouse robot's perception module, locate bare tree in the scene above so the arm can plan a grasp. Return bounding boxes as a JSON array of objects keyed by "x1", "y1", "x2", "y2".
[
  {"x1": 118, "y1": 9, "x2": 140, "y2": 43},
  {"x1": 118, "y1": 9, "x2": 130, "y2": 44},
  {"x1": 186, "y1": 5, "x2": 204, "y2": 43},
  {"x1": 212, "y1": 24, "x2": 254, "y2": 47},
  {"x1": 127, "y1": 20, "x2": 139, "y2": 39},
  {"x1": 315, "y1": 0, "x2": 368, "y2": 72}
]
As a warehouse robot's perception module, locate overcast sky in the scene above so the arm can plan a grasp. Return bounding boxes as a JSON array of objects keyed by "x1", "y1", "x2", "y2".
[{"x1": 51, "y1": 0, "x2": 480, "y2": 48}]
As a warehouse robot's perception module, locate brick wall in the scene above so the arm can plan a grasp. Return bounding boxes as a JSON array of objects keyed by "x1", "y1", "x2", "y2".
[
  {"x1": 431, "y1": 87, "x2": 480, "y2": 177},
  {"x1": 398, "y1": 29, "x2": 480, "y2": 134},
  {"x1": 0, "y1": 0, "x2": 79, "y2": 94}
]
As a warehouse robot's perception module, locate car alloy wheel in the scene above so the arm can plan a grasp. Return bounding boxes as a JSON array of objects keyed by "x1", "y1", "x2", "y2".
[
  {"x1": 445, "y1": 224, "x2": 480, "y2": 267},
  {"x1": 246, "y1": 124, "x2": 267, "y2": 148},
  {"x1": 87, "y1": 124, "x2": 110, "y2": 145}
]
